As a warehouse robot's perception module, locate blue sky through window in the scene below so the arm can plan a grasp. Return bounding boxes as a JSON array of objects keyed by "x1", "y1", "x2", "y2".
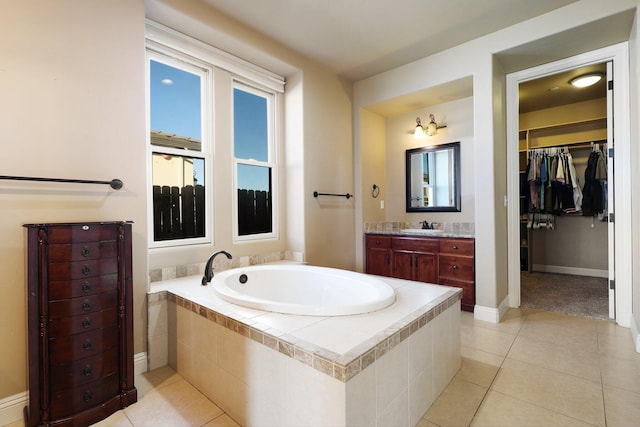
[
  {"x1": 150, "y1": 60, "x2": 201, "y2": 140},
  {"x1": 234, "y1": 88, "x2": 270, "y2": 192},
  {"x1": 150, "y1": 59, "x2": 271, "y2": 192}
]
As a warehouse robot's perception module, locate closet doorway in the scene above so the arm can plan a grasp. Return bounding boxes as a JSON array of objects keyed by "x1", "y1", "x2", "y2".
[
  {"x1": 517, "y1": 62, "x2": 611, "y2": 319},
  {"x1": 507, "y1": 43, "x2": 632, "y2": 326}
]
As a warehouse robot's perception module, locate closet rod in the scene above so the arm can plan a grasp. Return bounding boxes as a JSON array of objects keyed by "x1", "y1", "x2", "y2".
[
  {"x1": 530, "y1": 140, "x2": 607, "y2": 151},
  {"x1": 0, "y1": 175, "x2": 124, "y2": 190}
]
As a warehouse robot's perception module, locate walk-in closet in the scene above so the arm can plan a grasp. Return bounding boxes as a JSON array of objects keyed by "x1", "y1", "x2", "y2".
[{"x1": 518, "y1": 62, "x2": 610, "y2": 319}]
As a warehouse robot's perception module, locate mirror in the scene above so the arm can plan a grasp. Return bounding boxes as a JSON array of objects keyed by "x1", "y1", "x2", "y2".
[{"x1": 406, "y1": 141, "x2": 461, "y2": 212}]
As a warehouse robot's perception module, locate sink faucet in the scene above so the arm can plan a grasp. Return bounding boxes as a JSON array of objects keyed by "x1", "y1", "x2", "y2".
[
  {"x1": 201, "y1": 250, "x2": 233, "y2": 286},
  {"x1": 421, "y1": 220, "x2": 432, "y2": 229}
]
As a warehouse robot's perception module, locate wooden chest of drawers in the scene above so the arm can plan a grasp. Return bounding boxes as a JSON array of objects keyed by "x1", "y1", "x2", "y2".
[{"x1": 24, "y1": 222, "x2": 137, "y2": 427}]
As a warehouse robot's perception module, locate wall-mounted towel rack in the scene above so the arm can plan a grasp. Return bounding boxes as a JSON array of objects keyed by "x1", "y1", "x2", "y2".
[
  {"x1": 313, "y1": 191, "x2": 352, "y2": 199},
  {"x1": 0, "y1": 175, "x2": 123, "y2": 190}
]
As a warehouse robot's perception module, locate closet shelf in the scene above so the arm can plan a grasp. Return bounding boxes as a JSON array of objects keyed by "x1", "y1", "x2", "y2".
[{"x1": 520, "y1": 116, "x2": 606, "y2": 133}]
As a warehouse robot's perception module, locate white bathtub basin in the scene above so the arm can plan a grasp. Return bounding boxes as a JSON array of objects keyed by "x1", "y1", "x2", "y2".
[{"x1": 211, "y1": 264, "x2": 396, "y2": 316}]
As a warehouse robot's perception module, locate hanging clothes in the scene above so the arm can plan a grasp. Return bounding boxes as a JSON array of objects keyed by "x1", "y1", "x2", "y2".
[
  {"x1": 582, "y1": 145, "x2": 607, "y2": 217},
  {"x1": 525, "y1": 147, "x2": 583, "y2": 217}
]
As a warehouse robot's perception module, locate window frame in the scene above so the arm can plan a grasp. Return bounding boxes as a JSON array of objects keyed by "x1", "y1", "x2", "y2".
[
  {"x1": 146, "y1": 48, "x2": 214, "y2": 249},
  {"x1": 232, "y1": 80, "x2": 279, "y2": 242},
  {"x1": 145, "y1": 20, "x2": 285, "y2": 249}
]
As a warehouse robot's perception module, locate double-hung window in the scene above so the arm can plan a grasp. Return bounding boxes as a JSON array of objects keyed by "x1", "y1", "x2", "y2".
[
  {"x1": 146, "y1": 21, "x2": 284, "y2": 248},
  {"x1": 233, "y1": 82, "x2": 277, "y2": 239},
  {"x1": 147, "y1": 50, "x2": 211, "y2": 246}
]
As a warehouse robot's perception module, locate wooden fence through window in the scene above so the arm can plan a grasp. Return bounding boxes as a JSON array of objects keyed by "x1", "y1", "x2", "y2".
[
  {"x1": 238, "y1": 189, "x2": 272, "y2": 235},
  {"x1": 152, "y1": 185, "x2": 271, "y2": 240},
  {"x1": 153, "y1": 185, "x2": 205, "y2": 241}
]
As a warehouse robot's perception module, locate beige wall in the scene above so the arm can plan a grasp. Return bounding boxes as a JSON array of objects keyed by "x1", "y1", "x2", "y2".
[
  {"x1": 381, "y1": 97, "x2": 475, "y2": 223},
  {"x1": 0, "y1": 0, "x2": 356, "y2": 402},
  {"x1": 145, "y1": 0, "x2": 354, "y2": 270},
  {"x1": 0, "y1": 0, "x2": 148, "y2": 398},
  {"x1": 354, "y1": 0, "x2": 640, "y2": 314},
  {"x1": 360, "y1": 109, "x2": 387, "y2": 224}
]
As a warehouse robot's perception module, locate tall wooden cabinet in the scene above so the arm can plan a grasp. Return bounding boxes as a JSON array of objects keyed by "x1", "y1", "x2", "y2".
[{"x1": 24, "y1": 221, "x2": 137, "y2": 427}]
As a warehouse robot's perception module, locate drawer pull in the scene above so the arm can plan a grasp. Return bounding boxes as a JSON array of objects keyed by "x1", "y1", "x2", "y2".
[
  {"x1": 81, "y1": 246, "x2": 90, "y2": 257},
  {"x1": 452, "y1": 265, "x2": 459, "y2": 270},
  {"x1": 82, "y1": 282, "x2": 91, "y2": 293},
  {"x1": 82, "y1": 300, "x2": 91, "y2": 312},
  {"x1": 83, "y1": 339, "x2": 93, "y2": 350},
  {"x1": 83, "y1": 390, "x2": 92, "y2": 403},
  {"x1": 82, "y1": 365, "x2": 92, "y2": 376},
  {"x1": 82, "y1": 318, "x2": 91, "y2": 329},
  {"x1": 82, "y1": 264, "x2": 91, "y2": 275},
  {"x1": 452, "y1": 245, "x2": 459, "y2": 250},
  {"x1": 375, "y1": 240, "x2": 381, "y2": 245}
]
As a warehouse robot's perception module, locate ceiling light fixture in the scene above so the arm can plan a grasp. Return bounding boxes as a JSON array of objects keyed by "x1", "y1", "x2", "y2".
[
  {"x1": 414, "y1": 114, "x2": 445, "y2": 139},
  {"x1": 569, "y1": 73, "x2": 603, "y2": 88}
]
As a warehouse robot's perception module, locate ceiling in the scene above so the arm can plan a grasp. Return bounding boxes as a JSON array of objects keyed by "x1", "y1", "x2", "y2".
[
  {"x1": 201, "y1": 0, "x2": 578, "y2": 81},
  {"x1": 519, "y1": 63, "x2": 608, "y2": 113}
]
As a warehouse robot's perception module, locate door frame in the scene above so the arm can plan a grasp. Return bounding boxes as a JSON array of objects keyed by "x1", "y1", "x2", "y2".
[{"x1": 506, "y1": 42, "x2": 632, "y2": 327}]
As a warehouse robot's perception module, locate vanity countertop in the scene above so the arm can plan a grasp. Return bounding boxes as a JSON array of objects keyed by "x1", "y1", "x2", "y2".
[{"x1": 365, "y1": 229, "x2": 475, "y2": 239}]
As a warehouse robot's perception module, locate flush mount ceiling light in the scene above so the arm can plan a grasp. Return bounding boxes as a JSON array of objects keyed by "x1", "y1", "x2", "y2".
[
  {"x1": 414, "y1": 114, "x2": 445, "y2": 139},
  {"x1": 570, "y1": 73, "x2": 603, "y2": 88}
]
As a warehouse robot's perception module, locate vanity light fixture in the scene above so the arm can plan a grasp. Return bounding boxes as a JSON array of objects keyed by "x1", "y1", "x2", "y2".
[
  {"x1": 570, "y1": 73, "x2": 603, "y2": 88},
  {"x1": 414, "y1": 114, "x2": 445, "y2": 139}
]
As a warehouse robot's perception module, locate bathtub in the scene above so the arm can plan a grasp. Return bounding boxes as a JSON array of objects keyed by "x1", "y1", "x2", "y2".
[
  {"x1": 148, "y1": 265, "x2": 462, "y2": 426},
  {"x1": 211, "y1": 264, "x2": 396, "y2": 316}
]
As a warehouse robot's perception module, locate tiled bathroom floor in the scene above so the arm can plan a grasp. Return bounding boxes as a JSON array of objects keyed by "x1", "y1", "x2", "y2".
[{"x1": 5, "y1": 308, "x2": 640, "y2": 427}]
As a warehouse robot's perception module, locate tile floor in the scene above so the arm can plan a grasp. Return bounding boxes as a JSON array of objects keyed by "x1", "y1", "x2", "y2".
[{"x1": 5, "y1": 308, "x2": 640, "y2": 427}]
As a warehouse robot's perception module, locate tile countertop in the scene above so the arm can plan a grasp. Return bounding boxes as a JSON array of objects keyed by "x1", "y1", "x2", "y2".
[{"x1": 365, "y1": 229, "x2": 475, "y2": 239}]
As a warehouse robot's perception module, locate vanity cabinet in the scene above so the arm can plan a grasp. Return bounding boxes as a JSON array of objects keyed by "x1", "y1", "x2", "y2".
[
  {"x1": 365, "y1": 234, "x2": 475, "y2": 312},
  {"x1": 365, "y1": 234, "x2": 393, "y2": 277},
  {"x1": 437, "y1": 238, "x2": 475, "y2": 312},
  {"x1": 391, "y1": 237, "x2": 438, "y2": 283},
  {"x1": 24, "y1": 222, "x2": 137, "y2": 427}
]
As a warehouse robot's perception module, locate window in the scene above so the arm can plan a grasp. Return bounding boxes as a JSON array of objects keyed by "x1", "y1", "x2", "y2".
[
  {"x1": 147, "y1": 52, "x2": 211, "y2": 246},
  {"x1": 146, "y1": 21, "x2": 285, "y2": 247},
  {"x1": 233, "y1": 83, "x2": 276, "y2": 239}
]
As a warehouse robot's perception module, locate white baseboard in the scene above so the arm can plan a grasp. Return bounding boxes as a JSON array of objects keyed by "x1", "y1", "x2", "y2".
[
  {"x1": 135, "y1": 351, "x2": 148, "y2": 376},
  {"x1": 0, "y1": 391, "x2": 27, "y2": 426},
  {"x1": 531, "y1": 264, "x2": 608, "y2": 278},
  {"x1": 0, "y1": 352, "x2": 148, "y2": 426},
  {"x1": 631, "y1": 314, "x2": 640, "y2": 353},
  {"x1": 474, "y1": 305, "x2": 499, "y2": 324}
]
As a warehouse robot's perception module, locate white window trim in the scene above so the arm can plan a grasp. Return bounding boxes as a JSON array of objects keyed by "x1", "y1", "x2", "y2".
[
  {"x1": 146, "y1": 48, "x2": 214, "y2": 249},
  {"x1": 146, "y1": 20, "x2": 285, "y2": 94},
  {"x1": 232, "y1": 81, "x2": 279, "y2": 242}
]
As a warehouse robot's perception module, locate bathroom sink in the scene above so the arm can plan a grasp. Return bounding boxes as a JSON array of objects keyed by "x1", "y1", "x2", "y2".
[{"x1": 401, "y1": 229, "x2": 444, "y2": 234}]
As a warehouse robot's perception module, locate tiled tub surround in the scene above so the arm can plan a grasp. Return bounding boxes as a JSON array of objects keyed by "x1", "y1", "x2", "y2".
[
  {"x1": 148, "y1": 250, "x2": 304, "y2": 283},
  {"x1": 364, "y1": 221, "x2": 475, "y2": 238},
  {"x1": 147, "y1": 274, "x2": 462, "y2": 427}
]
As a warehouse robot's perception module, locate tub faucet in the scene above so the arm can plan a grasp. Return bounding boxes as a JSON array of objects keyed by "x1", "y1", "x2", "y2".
[{"x1": 201, "y1": 250, "x2": 233, "y2": 286}]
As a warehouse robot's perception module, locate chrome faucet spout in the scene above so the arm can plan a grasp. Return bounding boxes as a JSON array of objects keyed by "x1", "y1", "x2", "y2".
[{"x1": 201, "y1": 250, "x2": 233, "y2": 286}]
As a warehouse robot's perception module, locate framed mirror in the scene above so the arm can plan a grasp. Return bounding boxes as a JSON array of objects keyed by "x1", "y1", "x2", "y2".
[{"x1": 406, "y1": 141, "x2": 461, "y2": 212}]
